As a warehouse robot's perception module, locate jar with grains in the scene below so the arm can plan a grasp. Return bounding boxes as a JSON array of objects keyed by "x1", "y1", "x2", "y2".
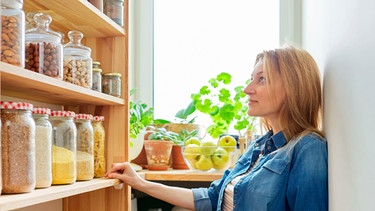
[
  {"x1": 102, "y1": 72, "x2": 121, "y2": 97},
  {"x1": 92, "y1": 61, "x2": 102, "y2": 92},
  {"x1": 1, "y1": 0, "x2": 25, "y2": 67},
  {"x1": 0, "y1": 101, "x2": 36, "y2": 193},
  {"x1": 104, "y1": 0, "x2": 124, "y2": 27},
  {"x1": 25, "y1": 13, "x2": 63, "y2": 80},
  {"x1": 74, "y1": 114, "x2": 94, "y2": 181},
  {"x1": 92, "y1": 116, "x2": 106, "y2": 177},
  {"x1": 50, "y1": 110, "x2": 77, "y2": 185},
  {"x1": 63, "y1": 30, "x2": 93, "y2": 89},
  {"x1": 32, "y1": 107, "x2": 52, "y2": 188}
]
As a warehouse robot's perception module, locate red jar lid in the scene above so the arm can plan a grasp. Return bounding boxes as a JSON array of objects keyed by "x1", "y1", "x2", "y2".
[
  {"x1": 75, "y1": 113, "x2": 93, "y2": 120},
  {"x1": 0, "y1": 101, "x2": 33, "y2": 110},
  {"x1": 93, "y1": 116, "x2": 105, "y2": 122},
  {"x1": 32, "y1": 107, "x2": 51, "y2": 115},
  {"x1": 50, "y1": 110, "x2": 76, "y2": 117}
]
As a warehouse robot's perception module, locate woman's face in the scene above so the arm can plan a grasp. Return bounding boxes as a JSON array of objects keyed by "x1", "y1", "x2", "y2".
[{"x1": 244, "y1": 61, "x2": 286, "y2": 123}]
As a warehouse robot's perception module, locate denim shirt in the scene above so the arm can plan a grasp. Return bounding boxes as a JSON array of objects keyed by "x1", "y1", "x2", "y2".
[{"x1": 192, "y1": 131, "x2": 328, "y2": 211}]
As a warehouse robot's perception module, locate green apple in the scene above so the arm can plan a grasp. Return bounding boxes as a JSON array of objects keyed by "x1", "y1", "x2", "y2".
[
  {"x1": 185, "y1": 137, "x2": 201, "y2": 146},
  {"x1": 211, "y1": 147, "x2": 230, "y2": 170},
  {"x1": 195, "y1": 155, "x2": 213, "y2": 171},
  {"x1": 200, "y1": 141, "x2": 217, "y2": 156},
  {"x1": 183, "y1": 144, "x2": 200, "y2": 161},
  {"x1": 218, "y1": 135, "x2": 237, "y2": 152}
]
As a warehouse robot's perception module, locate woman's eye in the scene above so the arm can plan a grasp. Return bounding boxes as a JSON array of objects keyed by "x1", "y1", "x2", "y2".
[{"x1": 259, "y1": 76, "x2": 266, "y2": 83}]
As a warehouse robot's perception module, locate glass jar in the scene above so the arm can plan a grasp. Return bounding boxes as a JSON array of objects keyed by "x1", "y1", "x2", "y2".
[
  {"x1": 92, "y1": 61, "x2": 102, "y2": 92},
  {"x1": 0, "y1": 101, "x2": 36, "y2": 193},
  {"x1": 102, "y1": 72, "x2": 121, "y2": 97},
  {"x1": 63, "y1": 30, "x2": 93, "y2": 89},
  {"x1": 32, "y1": 107, "x2": 52, "y2": 189},
  {"x1": 1, "y1": 0, "x2": 25, "y2": 67},
  {"x1": 25, "y1": 13, "x2": 63, "y2": 80},
  {"x1": 92, "y1": 116, "x2": 106, "y2": 177},
  {"x1": 104, "y1": 0, "x2": 124, "y2": 27},
  {"x1": 50, "y1": 110, "x2": 77, "y2": 185},
  {"x1": 74, "y1": 114, "x2": 94, "y2": 181},
  {"x1": 25, "y1": 12, "x2": 37, "y2": 31}
]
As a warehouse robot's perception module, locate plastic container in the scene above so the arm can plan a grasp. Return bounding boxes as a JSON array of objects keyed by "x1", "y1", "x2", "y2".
[
  {"x1": 104, "y1": 0, "x2": 124, "y2": 27},
  {"x1": 32, "y1": 107, "x2": 53, "y2": 188},
  {"x1": 0, "y1": 101, "x2": 36, "y2": 193},
  {"x1": 75, "y1": 114, "x2": 94, "y2": 181},
  {"x1": 50, "y1": 110, "x2": 77, "y2": 185},
  {"x1": 92, "y1": 116, "x2": 106, "y2": 177},
  {"x1": 25, "y1": 13, "x2": 63, "y2": 79},
  {"x1": 92, "y1": 61, "x2": 102, "y2": 92},
  {"x1": 102, "y1": 72, "x2": 121, "y2": 97},
  {"x1": 63, "y1": 30, "x2": 93, "y2": 88},
  {"x1": 1, "y1": 0, "x2": 25, "y2": 67}
]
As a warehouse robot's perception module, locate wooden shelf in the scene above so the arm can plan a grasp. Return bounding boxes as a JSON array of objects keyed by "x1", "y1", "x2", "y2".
[
  {"x1": 23, "y1": 0, "x2": 125, "y2": 38},
  {"x1": 138, "y1": 170, "x2": 224, "y2": 182},
  {"x1": 0, "y1": 62, "x2": 125, "y2": 106},
  {"x1": 0, "y1": 178, "x2": 121, "y2": 211}
]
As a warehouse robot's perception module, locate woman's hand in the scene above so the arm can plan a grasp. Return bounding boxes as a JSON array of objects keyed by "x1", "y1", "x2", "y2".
[{"x1": 105, "y1": 162, "x2": 143, "y2": 189}]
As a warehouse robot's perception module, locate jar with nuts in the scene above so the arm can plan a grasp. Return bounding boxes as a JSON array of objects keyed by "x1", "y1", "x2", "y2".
[
  {"x1": 63, "y1": 31, "x2": 93, "y2": 89},
  {"x1": 25, "y1": 13, "x2": 63, "y2": 80},
  {"x1": 1, "y1": 0, "x2": 25, "y2": 67}
]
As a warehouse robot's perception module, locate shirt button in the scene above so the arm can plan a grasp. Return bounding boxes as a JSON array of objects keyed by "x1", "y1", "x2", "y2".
[{"x1": 267, "y1": 146, "x2": 271, "y2": 150}]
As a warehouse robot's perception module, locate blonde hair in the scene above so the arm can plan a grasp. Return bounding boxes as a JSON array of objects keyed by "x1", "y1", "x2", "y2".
[{"x1": 255, "y1": 44, "x2": 325, "y2": 141}]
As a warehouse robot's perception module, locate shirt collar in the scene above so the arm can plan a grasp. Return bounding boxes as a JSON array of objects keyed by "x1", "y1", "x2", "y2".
[{"x1": 255, "y1": 130, "x2": 287, "y2": 155}]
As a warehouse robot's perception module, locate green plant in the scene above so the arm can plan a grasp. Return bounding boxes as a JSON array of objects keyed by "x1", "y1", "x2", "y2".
[
  {"x1": 147, "y1": 127, "x2": 180, "y2": 142},
  {"x1": 129, "y1": 89, "x2": 154, "y2": 139},
  {"x1": 191, "y1": 72, "x2": 256, "y2": 138},
  {"x1": 174, "y1": 129, "x2": 199, "y2": 146}
]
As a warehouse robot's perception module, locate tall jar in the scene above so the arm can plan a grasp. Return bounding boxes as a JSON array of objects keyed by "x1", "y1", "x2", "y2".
[
  {"x1": 1, "y1": 0, "x2": 25, "y2": 67},
  {"x1": 92, "y1": 116, "x2": 106, "y2": 177},
  {"x1": 25, "y1": 13, "x2": 63, "y2": 80},
  {"x1": 50, "y1": 110, "x2": 77, "y2": 185},
  {"x1": 74, "y1": 114, "x2": 94, "y2": 181},
  {"x1": 92, "y1": 61, "x2": 102, "y2": 92},
  {"x1": 63, "y1": 30, "x2": 93, "y2": 89},
  {"x1": 104, "y1": 0, "x2": 124, "y2": 27},
  {"x1": 102, "y1": 72, "x2": 121, "y2": 97},
  {"x1": 0, "y1": 101, "x2": 36, "y2": 193},
  {"x1": 32, "y1": 107, "x2": 52, "y2": 189}
]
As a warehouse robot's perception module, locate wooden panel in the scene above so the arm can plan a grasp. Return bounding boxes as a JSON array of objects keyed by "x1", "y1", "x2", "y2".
[{"x1": 141, "y1": 170, "x2": 224, "y2": 182}]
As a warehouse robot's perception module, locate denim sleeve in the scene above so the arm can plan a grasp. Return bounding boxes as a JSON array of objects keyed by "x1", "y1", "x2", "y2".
[{"x1": 286, "y1": 137, "x2": 328, "y2": 211}]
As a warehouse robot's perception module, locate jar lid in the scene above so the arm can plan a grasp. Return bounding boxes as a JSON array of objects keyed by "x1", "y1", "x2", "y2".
[
  {"x1": 93, "y1": 68, "x2": 102, "y2": 73},
  {"x1": 93, "y1": 61, "x2": 101, "y2": 66},
  {"x1": 103, "y1": 72, "x2": 121, "y2": 77},
  {"x1": 0, "y1": 101, "x2": 33, "y2": 110},
  {"x1": 26, "y1": 13, "x2": 62, "y2": 43},
  {"x1": 32, "y1": 107, "x2": 51, "y2": 115},
  {"x1": 93, "y1": 116, "x2": 105, "y2": 122},
  {"x1": 50, "y1": 110, "x2": 76, "y2": 118},
  {"x1": 2, "y1": 0, "x2": 23, "y2": 9},
  {"x1": 63, "y1": 30, "x2": 91, "y2": 56},
  {"x1": 75, "y1": 113, "x2": 93, "y2": 120}
]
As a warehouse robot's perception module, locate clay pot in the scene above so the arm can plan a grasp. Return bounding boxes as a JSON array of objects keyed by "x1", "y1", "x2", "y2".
[
  {"x1": 171, "y1": 144, "x2": 189, "y2": 170},
  {"x1": 144, "y1": 140, "x2": 174, "y2": 171}
]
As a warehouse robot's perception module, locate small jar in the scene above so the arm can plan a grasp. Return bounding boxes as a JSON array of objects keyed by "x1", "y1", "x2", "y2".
[
  {"x1": 25, "y1": 13, "x2": 63, "y2": 80},
  {"x1": 89, "y1": 0, "x2": 103, "y2": 12},
  {"x1": 0, "y1": 101, "x2": 36, "y2": 193},
  {"x1": 104, "y1": 0, "x2": 124, "y2": 27},
  {"x1": 32, "y1": 107, "x2": 53, "y2": 188},
  {"x1": 92, "y1": 116, "x2": 106, "y2": 177},
  {"x1": 50, "y1": 110, "x2": 77, "y2": 185},
  {"x1": 74, "y1": 114, "x2": 94, "y2": 181},
  {"x1": 92, "y1": 61, "x2": 102, "y2": 92},
  {"x1": 63, "y1": 30, "x2": 93, "y2": 89},
  {"x1": 1, "y1": 0, "x2": 25, "y2": 67},
  {"x1": 102, "y1": 72, "x2": 121, "y2": 97}
]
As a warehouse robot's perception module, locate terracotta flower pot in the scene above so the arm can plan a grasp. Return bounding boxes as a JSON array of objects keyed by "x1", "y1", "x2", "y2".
[
  {"x1": 144, "y1": 140, "x2": 174, "y2": 171},
  {"x1": 171, "y1": 144, "x2": 189, "y2": 170}
]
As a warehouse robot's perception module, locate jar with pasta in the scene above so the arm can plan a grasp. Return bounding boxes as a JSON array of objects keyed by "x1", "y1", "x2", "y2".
[
  {"x1": 74, "y1": 114, "x2": 94, "y2": 181},
  {"x1": 25, "y1": 13, "x2": 63, "y2": 80},
  {"x1": 92, "y1": 116, "x2": 106, "y2": 177},
  {"x1": 1, "y1": 0, "x2": 25, "y2": 67},
  {"x1": 1, "y1": 101, "x2": 36, "y2": 193},
  {"x1": 63, "y1": 30, "x2": 93, "y2": 89},
  {"x1": 50, "y1": 110, "x2": 77, "y2": 185},
  {"x1": 32, "y1": 107, "x2": 52, "y2": 188}
]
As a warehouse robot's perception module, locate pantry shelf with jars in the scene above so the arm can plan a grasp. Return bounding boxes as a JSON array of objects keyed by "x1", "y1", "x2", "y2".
[{"x1": 1, "y1": 0, "x2": 130, "y2": 211}]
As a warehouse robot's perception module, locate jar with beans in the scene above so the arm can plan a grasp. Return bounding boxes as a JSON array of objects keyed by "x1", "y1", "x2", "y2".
[
  {"x1": 50, "y1": 110, "x2": 77, "y2": 185},
  {"x1": 25, "y1": 13, "x2": 63, "y2": 80},
  {"x1": 102, "y1": 72, "x2": 121, "y2": 97},
  {"x1": 32, "y1": 107, "x2": 53, "y2": 189},
  {"x1": 1, "y1": 101, "x2": 36, "y2": 193},
  {"x1": 92, "y1": 61, "x2": 102, "y2": 92},
  {"x1": 92, "y1": 116, "x2": 106, "y2": 177},
  {"x1": 63, "y1": 31, "x2": 93, "y2": 89},
  {"x1": 1, "y1": 0, "x2": 25, "y2": 67}
]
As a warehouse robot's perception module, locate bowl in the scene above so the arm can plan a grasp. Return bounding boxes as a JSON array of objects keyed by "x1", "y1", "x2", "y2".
[{"x1": 182, "y1": 145, "x2": 236, "y2": 172}]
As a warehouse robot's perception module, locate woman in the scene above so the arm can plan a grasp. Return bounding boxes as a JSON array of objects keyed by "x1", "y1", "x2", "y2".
[{"x1": 105, "y1": 44, "x2": 328, "y2": 211}]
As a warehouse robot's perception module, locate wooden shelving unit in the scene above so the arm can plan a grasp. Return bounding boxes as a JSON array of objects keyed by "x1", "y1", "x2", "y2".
[{"x1": 138, "y1": 170, "x2": 223, "y2": 182}]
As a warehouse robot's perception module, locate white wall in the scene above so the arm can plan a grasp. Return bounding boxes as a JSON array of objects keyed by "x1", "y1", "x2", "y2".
[{"x1": 302, "y1": 0, "x2": 375, "y2": 210}]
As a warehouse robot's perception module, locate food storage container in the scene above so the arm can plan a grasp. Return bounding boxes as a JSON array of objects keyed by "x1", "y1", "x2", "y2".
[
  {"x1": 1, "y1": 101, "x2": 36, "y2": 193},
  {"x1": 92, "y1": 116, "x2": 106, "y2": 177},
  {"x1": 32, "y1": 107, "x2": 53, "y2": 188},
  {"x1": 25, "y1": 13, "x2": 63, "y2": 79},
  {"x1": 75, "y1": 114, "x2": 94, "y2": 181},
  {"x1": 104, "y1": 0, "x2": 124, "y2": 27},
  {"x1": 92, "y1": 61, "x2": 102, "y2": 92},
  {"x1": 50, "y1": 110, "x2": 77, "y2": 185},
  {"x1": 63, "y1": 30, "x2": 93, "y2": 88},
  {"x1": 102, "y1": 72, "x2": 121, "y2": 97},
  {"x1": 1, "y1": 0, "x2": 25, "y2": 67}
]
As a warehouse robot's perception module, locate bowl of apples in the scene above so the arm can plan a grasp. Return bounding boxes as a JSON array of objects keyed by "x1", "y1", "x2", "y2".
[{"x1": 182, "y1": 135, "x2": 237, "y2": 172}]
